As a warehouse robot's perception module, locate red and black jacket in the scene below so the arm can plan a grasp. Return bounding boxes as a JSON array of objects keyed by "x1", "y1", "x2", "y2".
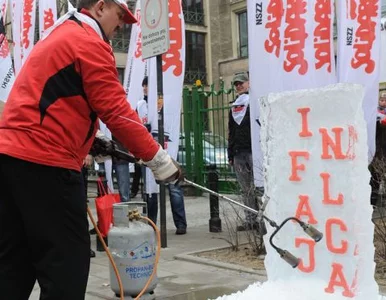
[{"x1": 0, "y1": 12, "x2": 159, "y2": 171}]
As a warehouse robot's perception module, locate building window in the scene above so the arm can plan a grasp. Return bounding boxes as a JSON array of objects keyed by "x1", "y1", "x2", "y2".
[
  {"x1": 182, "y1": 0, "x2": 204, "y2": 26},
  {"x1": 112, "y1": 24, "x2": 132, "y2": 53},
  {"x1": 185, "y1": 31, "x2": 207, "y2": 84},
  {"x1": 238, "y1": 11, "x2": 248, "y2": 58}
]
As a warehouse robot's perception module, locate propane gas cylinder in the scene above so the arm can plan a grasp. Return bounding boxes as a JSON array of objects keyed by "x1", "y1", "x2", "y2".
[{"x1": 108, "y1": 202, "x2": 157, "y2": 298}]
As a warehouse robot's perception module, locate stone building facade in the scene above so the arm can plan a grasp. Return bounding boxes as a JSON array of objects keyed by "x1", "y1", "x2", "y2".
[{"x1": 207, "y1": 0, "x2": 248, "y2": 88}]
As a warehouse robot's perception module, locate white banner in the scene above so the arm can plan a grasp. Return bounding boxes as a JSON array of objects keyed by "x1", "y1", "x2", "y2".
[
  {"x1": 0, "y1": 8, "x2": 15, "y2": 103},
  {"x1": 337, "y1": 0, "x2": 381, "y2": 160},
  {"x1": 124, "y1": 3, "x2": 148, "y2": 111},
  {"x1": 21, "y1": 0, "x2": 37, "y2": 65},
  {"x1": 11, "y1": 0, "x2": 22, "y2": 75},
  {"x1": 123, "y1": 0, "x2": 185, "y2": 194},
  {"x1": 122, "y1": 1, "x2": 157, "y2": 194},
  {"x1": 260, "y1": 83, "x2": 378, "y2": 299},
  {"x1": 380, "y1": 18, "x2": 386, "y2": 82},
  {"x1": 0, "y1": 0, "x2": 7, "y2": 17},
  {"x1": 161, "y1": 0, "x2": 185, "y2": 161},
  {"x1": 248, "y1": 0, "x2": 336, "y2": 187},
  {"x1": 39, "y1": 0, "x2": 57, "y2": 38}
]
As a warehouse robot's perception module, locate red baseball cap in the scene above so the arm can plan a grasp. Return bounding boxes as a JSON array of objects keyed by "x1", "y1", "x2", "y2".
[{"x1": 113, "y1": 0, "x2": 137, "y2": 24}]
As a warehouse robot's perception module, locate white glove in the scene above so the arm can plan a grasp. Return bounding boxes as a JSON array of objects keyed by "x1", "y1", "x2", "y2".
[{"x1": 144, "y1": 146, "x2": 182, "y2": 183}]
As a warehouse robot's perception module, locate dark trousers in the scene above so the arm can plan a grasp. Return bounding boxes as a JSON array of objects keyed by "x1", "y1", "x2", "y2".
[
  {"x1": 233, "y1": 152, "x2": 258, "y2": 224},
  {"x1": 145, "y1": 193, "x2": 158, "y2": 224},
  {"x1": 370, "y1": 164, "x2": 380, "y2": 206},
  {"x1": 145, "y1": 184, "x2": 187, "y2": 229},
  {"x1": 168, "y1": 184, "x2": 187, "y2": 229},
  {"x1": 82, "y1": 166, "x2": 88, "y2": 200},
  {"x1": 0, "y1": 155, "x2": 90, "y2": 300},
  {"x1": 131, "y1": 163, "x2": 142, "y2": 194}
]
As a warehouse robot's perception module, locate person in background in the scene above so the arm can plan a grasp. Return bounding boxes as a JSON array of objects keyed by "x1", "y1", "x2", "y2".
[
  {"x1": 228, "y1": 72, "x2": 262, "y2": 231},
  {"x1": 112, "y1": 138, "x2": 131, "y2": 202},
  {"x1": 136, "y1": 76, "x2": 187, "y2": 234},
  {"x1": 130, "y1": 77, "x2": 148, "y2": 198},
  {"x1": 168, "y1": 183, "x2": 187, "y2": 234},
  {"x1": 378, "y1": 92, "x2": 386, "y2": 117},
  {"x1": 135, "y1": 76, "x2": 158, "y2": 222}
]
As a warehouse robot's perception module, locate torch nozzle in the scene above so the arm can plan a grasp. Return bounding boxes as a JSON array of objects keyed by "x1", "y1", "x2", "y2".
[
  {"x1": 278, "y1": 249, "x2": 300, "y2": 268},
  {"x1": 301, "y1": 223, "x2": 323, "y2": 242}
]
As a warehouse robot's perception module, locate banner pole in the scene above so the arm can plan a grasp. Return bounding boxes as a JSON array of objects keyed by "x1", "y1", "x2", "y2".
[{"x1": 156, "y1": 54, "x2": 167, "y2": 248}]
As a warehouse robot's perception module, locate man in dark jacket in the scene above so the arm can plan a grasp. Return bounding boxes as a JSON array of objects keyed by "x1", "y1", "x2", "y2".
[{"x1": 228, "y1": 72, "x2": 261, "y2": 231}]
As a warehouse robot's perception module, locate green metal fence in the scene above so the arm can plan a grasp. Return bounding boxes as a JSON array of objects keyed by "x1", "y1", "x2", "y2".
[{"x1": 180, "y1": 81, "x2": 238, "y2": 193}]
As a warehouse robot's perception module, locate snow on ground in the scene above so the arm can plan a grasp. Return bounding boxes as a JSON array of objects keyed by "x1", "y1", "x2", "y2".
[{"x1": 213, "y1": 280, "x2": 385, "y2": 300}]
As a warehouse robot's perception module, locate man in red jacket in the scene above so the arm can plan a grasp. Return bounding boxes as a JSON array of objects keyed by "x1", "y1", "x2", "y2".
[{"x1": 0, "y1": 1, "x2": 180, "y2": 299}]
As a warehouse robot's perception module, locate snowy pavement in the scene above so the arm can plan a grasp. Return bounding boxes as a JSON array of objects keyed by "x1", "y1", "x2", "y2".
[{"x1": 214, "y1": 280, "x2": 386, "y2": 300}]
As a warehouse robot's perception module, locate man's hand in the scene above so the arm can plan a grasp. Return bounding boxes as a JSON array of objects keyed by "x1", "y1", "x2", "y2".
[
  {"x1": 145, "y1": 146, "x2": 183, "y2": 184},
  {"x1": 228, "y1": 159, "x2": 233, "y2": 166},
  {"x1": 89, "y1": 132, "x2": 116, "y2": 158},
  {"x1": 160, "y1": 158, "x2": 184, "y2": 184},
  {"x1": 83, "y1": 154, "x2": 93, "y2": 167}
]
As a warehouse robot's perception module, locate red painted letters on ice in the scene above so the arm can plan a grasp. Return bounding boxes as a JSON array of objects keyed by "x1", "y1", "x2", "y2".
[
  {"x1": 295, "y1": 195, "x2": 317, "y2": 224},
  {"x1": 325, "y1": 263, "x2": 355, "y2": 297},
  {"x1": 319, "y1": 127, "x2": 347, "y2": 160},
  {"x1": 325, "y1": 218, "x2": 348, "y2": 254},
  {"x1": 320, "y1": 173, "x2": 344, "y2": 205},
  {"x1": 295, "y1": 237, "x2": 316, "y2": 273},
  {"x1": 297, "y1": 107, "x2": 313, "y2": 137},
  {"x1": 289, "y1": 151, "x2": 310, "y2": 181},
  {"x1": 291, "y1": 106, "x2": 358, "y2": 297}
]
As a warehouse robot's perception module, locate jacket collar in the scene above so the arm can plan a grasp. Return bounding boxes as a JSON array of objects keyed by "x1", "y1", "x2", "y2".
[{"x1": 79, "y1": 9, "x2": 110, "y2": 43}]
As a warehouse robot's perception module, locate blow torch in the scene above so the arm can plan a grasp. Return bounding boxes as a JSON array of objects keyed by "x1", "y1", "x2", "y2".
[{"x1": 90, "y1": 135, "x2": 323, "y2": 268}]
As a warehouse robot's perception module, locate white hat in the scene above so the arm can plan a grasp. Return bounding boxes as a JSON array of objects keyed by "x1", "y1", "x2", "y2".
[{"x1": 113, "y1": 0, "x2": 137, "y2": 24}]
